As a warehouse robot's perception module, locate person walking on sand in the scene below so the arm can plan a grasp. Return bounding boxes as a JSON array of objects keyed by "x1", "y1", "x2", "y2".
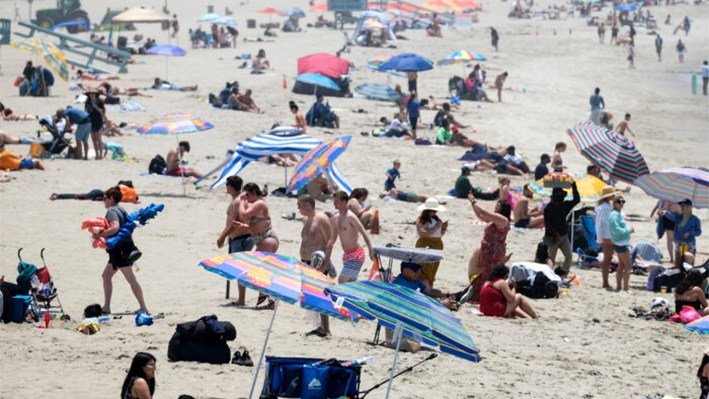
[
  {"x1": 95, "y1": 186, "x2": 149, "y2": 315},
  {"x1": 610, "y1": 23, "x2": 619, "y2": 45},
  {"x1": 171, "y1": 14, "x2": 180, "y2": 39},
  {"x1": 627, "y1": 43, "x2": 635, "y2": 69},
  {"x1": 216, "y1": 176, "x2": 254, "y2": 303},
  {"x1": 406, "y1": 92, "x2": 421, "y2": 140},
  {"x1": 655, "y1": 34, "x2": 663, "y2": 62},
  {"x1": 298, "y1": 194, "x2": 335, "y2": 337},
  {"x1": 490, "y1": 27, "x2": 499, "y2": 52},
  {"x1": 589, "y1": 87, "x2": 605, "y2": 125},
  {"x1": 325, "y1": 191, "x2": 374, "y2": 284},
  {"x1": 616, "y1": 113, "x2": 635, "y2": 137},
  {"x1": 543, "y1": 182, "x2": 580, "y2": 272},
  {"x1": 702, "y1": 61, "x2": 709, "y2": 96},
  {"x1": 495, "y1": 72, "x2": 508, "y2": 102},
  {"x1": 597, "y1": 22, "x2": 606, "y2": 44},
  {"x1": 676, "y1": 39, "x2": 686, "y2": 63}
]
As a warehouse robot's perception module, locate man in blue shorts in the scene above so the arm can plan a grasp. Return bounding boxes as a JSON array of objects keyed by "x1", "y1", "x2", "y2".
[{"x1": 57, "y1": 107, "x2": 91, "y2": 160}]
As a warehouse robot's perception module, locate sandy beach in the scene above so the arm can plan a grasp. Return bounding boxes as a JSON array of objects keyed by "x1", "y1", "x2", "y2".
[{"x1": 1, "y1": 0, "x2": 708, "y2": 398}]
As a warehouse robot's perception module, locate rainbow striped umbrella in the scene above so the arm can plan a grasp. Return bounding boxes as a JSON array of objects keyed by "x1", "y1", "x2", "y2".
[
  {"x1": 684, "y1": 315, "x2": 709, "y2": 335},
  {"x1": 287, "y1": 136, "x2": 351, "y2": 192},
  {"x1": 437, "y1": 49, "x2": 486, "y2": 65},
  {"x1": 354, "y1": 83, "x2": 400, "y2": 101},
  {"x1": 137, "y1": 117, "x2": 213, "y2": 135},
  {"x1": 634, "y1": 167, "x2": 709, "y2": 208},
  {"x1": 566, "y1": 122, "x2": 649, "y2": 184},
  {"x1": 325, "y1": 280, "x2": 481, "y2": 363}
]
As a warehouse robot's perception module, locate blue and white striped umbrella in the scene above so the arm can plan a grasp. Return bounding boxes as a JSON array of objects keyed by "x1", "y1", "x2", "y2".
[
  {"x1": 354, "y1": 83, "x2": 400, "y2": 102},
  {"x1": 213, "y1": 16, "x2": 237, "y2": 26},
  {"x1": 197, "y1": 13, "x2": 221, "y2": 22},
  {"x1": 634, "y1": 167, "x2": 709, "y2": 208}
]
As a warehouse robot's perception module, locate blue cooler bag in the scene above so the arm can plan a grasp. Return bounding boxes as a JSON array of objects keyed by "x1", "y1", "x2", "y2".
[
  {"x1": 301, "y1": 365, "x2": 329, "y2": 399},
  {"x1": 11, "y1": 295, "x2": 32, "y2": 323}
]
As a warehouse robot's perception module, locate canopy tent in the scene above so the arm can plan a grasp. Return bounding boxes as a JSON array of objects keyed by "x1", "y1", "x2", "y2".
[
  {"x1": 112, "y1": 7, "x2": 170, "y2": 23},
  {"x1": 196, "y1": 133, "x2": 352, "y2": 193},
  {"x1": 351, "y1": 10, "x2": 397, "y2": 45}
]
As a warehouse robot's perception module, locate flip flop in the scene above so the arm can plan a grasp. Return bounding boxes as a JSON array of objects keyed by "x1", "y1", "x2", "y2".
[
  {"x1": 256, "y1": 294, "x2": 269, "y2": 306},
  {"x1": 306, "y1": 328, "x2": 328, "y2": 338},
  {"x1": 258, "y1": 300, "x2": 276, "y2": 310}
]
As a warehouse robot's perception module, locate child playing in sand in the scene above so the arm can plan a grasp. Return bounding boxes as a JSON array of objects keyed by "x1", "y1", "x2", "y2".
[{"x1": 384, "y1": 159, "x2": 402, "y2": 191}]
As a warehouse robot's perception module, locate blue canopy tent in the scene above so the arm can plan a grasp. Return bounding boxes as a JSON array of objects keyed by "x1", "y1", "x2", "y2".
[{"x1": 195, "y1": 131, "x2": 353, "y2": 193}]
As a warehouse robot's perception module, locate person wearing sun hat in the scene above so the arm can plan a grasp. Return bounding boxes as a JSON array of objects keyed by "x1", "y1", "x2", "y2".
[
  {"x1": 659, "y1": 198, "x2": 702, "y2": 266},
  {"x1": 595, "y1": 186, "x2": 617, "y2": 288},
  {"x1": 414, "y1": 198, "x2": 448, "y2": 288}
]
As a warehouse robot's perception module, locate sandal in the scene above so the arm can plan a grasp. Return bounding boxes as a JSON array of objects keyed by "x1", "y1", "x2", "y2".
[
  {"x1": 256, "y1": 294, "x2": 269, "y2": 306},
  {"x1": 240, "y1": 350, "x2": 254, "y2": 367},
  {"x1": 259, "y1": 299, "x2": 276, "y2": 310},
  {"x1": 231, "y1": 350, "x2": 243, "y2": 365}
]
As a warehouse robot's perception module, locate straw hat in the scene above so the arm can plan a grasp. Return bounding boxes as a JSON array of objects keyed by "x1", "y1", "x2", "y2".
[
  {"x1": 599, "y1": 186, "x2": 617, "y2": 201},
  {"x1": 417, "y1": 198, "x2": 446, "y2": 212}
]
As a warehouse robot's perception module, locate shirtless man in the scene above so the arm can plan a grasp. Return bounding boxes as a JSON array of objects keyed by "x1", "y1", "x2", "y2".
[
  {"x1": 512, "y1": 184, "x2": 544, "y2": 229},
  {"x1": 615, "y1": 113, "x2": 635, "y2": 137},
  {"x1": 494, "y1": 72, "x2": 508, "y2": 102},
  {"x1": 325, "y1": 191, "x2": 374, "y2": 284},
  {"x1": 306, "y1": 174, "x2": 334, "y2": 202},
  {"x1": 298, "y1": 194, "x2": 334, "y2": 337},
  {"x1": 165, "y1": 141, "x2": 203, "y2": 178},
  {"x1": 236, "y1": 89, "x2": 262, "y2": 113},
  {"x1": 216, "y1": 176, "x2": 254, "y2": 305}
]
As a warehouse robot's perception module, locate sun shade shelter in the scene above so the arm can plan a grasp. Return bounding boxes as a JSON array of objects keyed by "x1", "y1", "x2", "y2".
[
  {"x1": 195, "y1": 132, "x2": 353, "y2": 193},
  {"x1": 112, "y1": 7, "x2": 170, "y2": 23}
]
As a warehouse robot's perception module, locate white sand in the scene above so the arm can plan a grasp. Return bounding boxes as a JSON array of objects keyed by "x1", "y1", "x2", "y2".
[{"x1": 1, "y1": 0, "x2": 708, "y2": 398}]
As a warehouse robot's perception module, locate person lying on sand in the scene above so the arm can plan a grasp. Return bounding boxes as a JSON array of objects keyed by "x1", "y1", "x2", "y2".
[
  {"x1": 259, "y1": 154, "x2": 298, "y2": 167},
  {"x1": 2, "y1": 108, "x2": 36, "y2": 121},
  {"x1": 0, "y1": 142, "x2": 45, "y2": 171},
  {"x1": 0, "y1": 131, "x2": 40, "y2": 146},
  {"x1": 99, "y1": 82, "x2": 152, "y2": 97},
  {"x1": 379, "y1": 188, "x2": 427, "y2": 203},
  {"x1": 152, "y1": 78, "x2": 198, "y2": 92},
  {"x1": 76, "y1": 69, "x2": 119, "y2": 81}
]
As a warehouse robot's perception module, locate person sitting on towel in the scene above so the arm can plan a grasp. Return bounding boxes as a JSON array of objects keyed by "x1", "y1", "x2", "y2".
[{"x1": 393, "y1": 262, "x2": 472, "y2": 311}]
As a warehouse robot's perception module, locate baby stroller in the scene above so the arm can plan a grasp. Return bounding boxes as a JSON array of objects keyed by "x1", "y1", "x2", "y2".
[
  {"x1": 16, "y1": 248, "x2": 68, "y2": 322},
  {"x1": 37, "y1": 116, "x2": 74, "y2": 158}
]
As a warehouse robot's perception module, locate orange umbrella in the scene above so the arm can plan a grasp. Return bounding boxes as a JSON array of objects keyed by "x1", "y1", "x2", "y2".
[
  {"x1": 310, "y1": 2, "x2": 328, "y2": 11},
  {"x1": 452, "y1": 0, "x2": 482, "y2": 9}
]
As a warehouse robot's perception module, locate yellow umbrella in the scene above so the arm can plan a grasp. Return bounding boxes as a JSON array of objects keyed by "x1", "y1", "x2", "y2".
[
  {"x1": 530, "y1": 173, "x2": 606, "y2": 204},
  {"x1": 10, "y1": 38, "x2": 69, "y2": 81},
  {"x1": 10, "y1": 38, "x2": 41, "y2": 54}
]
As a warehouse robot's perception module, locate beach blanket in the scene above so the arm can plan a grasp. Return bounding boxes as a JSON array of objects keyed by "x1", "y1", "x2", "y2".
[{"x1": 107, "y1": 102, "x2": 146, "y2": 112}]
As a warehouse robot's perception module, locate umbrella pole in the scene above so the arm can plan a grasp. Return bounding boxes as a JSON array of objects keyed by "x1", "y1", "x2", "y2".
[
  {"x1": 385, "y1": 323, "x2": 404, "y2": 399},
  {"x1": 248, "y1": 300, "x2": 279, "y2": 399}
]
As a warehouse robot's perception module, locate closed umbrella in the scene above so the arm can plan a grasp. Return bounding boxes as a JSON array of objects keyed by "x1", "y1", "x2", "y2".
[
  {"x1": 634, "y1": 167, "x2": 709, "y2": 208},
  {"x1": 287, "y1": 136, "x2": 351, "y2": 192},
  {"x1": 566, "y1": 122, "x2": 650, "y2": 184},
  {"x1": 199, "y1": 252, "x2": 358, "y2": 399}
]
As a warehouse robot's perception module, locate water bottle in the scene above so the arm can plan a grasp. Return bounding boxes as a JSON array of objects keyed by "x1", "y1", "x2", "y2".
[{"x1": 341, "y1": 356, "x2": 375, "y2": 368}]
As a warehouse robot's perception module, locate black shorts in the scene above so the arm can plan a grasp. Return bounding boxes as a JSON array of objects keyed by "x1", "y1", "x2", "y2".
[
  {"x1": 514, "y1": 218, "x2": 530, "y2": 228},
  {"x1": 107, "y1": 238, "x2": 137, "y2": 269},
  {"x1": 408, "y1": 80, "x2": 417, "y2": 94},
  {"x1": 662, "y1": 215, "x2": 675, "y2": 230},
  {"x1": 409, "y1": 117, "x2": 418, "y2": 129}
]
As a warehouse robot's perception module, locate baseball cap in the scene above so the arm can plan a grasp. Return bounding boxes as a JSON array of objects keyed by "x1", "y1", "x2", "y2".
[
  {"x1": 401, "y1": 262, "x2": 422, "y2": 272},
  {"x1": 678, "y1": 199, "x2": 693, "y2": 207}
]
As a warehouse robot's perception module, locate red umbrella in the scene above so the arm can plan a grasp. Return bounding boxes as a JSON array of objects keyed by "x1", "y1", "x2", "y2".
[
  {"x1": 310, "y1": 3, "x2": 328, "y2": 11},
  {"x1": 258, "y1": 7, "x2": 283, "y2": 23}
]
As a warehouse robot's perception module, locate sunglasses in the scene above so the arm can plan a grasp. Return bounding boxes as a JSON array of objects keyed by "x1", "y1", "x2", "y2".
[{"x1": 615, "y1": 200, "x2": 626, "y2": 204}]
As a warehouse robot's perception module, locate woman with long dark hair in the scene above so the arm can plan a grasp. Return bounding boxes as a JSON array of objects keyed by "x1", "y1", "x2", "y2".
[
  {"x1": 121, "y1": 352, "x2": 156, "y2": 399},
  {"x1": 479, "y1": 265, "x2": 537, "y2": 318}
]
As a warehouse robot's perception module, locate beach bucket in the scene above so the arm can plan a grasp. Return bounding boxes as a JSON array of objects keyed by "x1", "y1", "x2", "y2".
[{"x1": 11, "y1": 295, "x2": 31, "y2": 323}]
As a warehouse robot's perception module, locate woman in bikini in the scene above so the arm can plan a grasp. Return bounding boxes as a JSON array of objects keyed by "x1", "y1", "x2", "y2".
[
  {"x1": 290, "y1": 101, "x2": 307, "y2": 134},
  {"x1": 2, "y1": 108, "x2": 36, "y2": 121},
  {"x1": 233, "y1": 182, "x2": 279, "y2": 307}
]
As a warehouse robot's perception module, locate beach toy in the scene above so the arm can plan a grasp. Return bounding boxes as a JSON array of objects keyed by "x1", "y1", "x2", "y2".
[
  {"x1": 135, "y1": 311, "x2": 153, "y2": 327},
  {"x1": 471, "y1": 128, "x2": 477, "y2": 133},
  {"x1": 44, "y1": 313, "x2": 50, "y2": 329}
]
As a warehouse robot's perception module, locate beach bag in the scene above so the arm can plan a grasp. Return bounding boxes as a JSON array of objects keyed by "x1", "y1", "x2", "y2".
[
  {"x1": 168, "y1": 315, "x2": 236, "y2": 364},
  {"x1": 415, "y1": 137, "x2": 431, "y2": 145},
  {"x1": 652, "y1": 269, "x2": 684, "y2": 292},
  {"x1": 148, "y1": 155, "x2": 167, "y2": 174},
  {"x1": 11, "y1": 295, "x2": 31, "y2": 323}
]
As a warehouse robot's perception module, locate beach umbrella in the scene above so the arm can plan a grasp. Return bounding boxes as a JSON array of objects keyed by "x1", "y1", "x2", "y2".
[
  {"x1": 326, "y1": 281, "x2": 480, "y2": 397},
  {"x1": 451, "y1": 0, "x2": 483, "y2": 9},
  {"x1": 287, "y1": 135, "x2": 351, "y2": 192},
  {"x1": 10, "y1": 38, "x2": 69, "y2": 82},
  {"x1": 212, "y1": 16, "x2": 237, "y2": 26},
  {"x1": 281, "y1": 7, "x2": 306, "y2": 19},
  {"x1": 437, "y1": 49, "x2": 486, "y2": 76},
  {"x1": 10, "y1": 38, "x2": 41, "y2": 54},
  {"x1": 198, "y1": 251, "x2": 358, "y2": 399},
  {"x1": 258, "y1": 7, "x2": 283, "y2": 23},
  {"x1": 112, "y1": 7, "x2": 170, "y2": 23},
  {"x1": 197, "y1": 12, "x2": 221, "y2": 22},
  {"x1": 355, "y1": 83, "x2": 401, "y2": 101},
  {"x1": 529, "y1": 173, "x2": 606, "y2": 204},
  {"x1": 566, "y1": 122, "x2": 650, "y2": 184},
  {"x1": 634, "y1": 167, "x2": 709, "y2": 208},
  {"x1": 294, "y1": 73, "x2": 341, "y2": 95},
  {"x1": 137, "y1": 117, "x2": 213, "y2": 135},
  {"x1": 310, "y1": 2, "x2": 328, "y2": 11},
  {"x1": 159, "y1": 112, "x2": 193, "y2": 120},
  {"x1": 615, "y1": 3, "x2": 637, "y2": 11},
  {"x1": 145, "y1": 44, "x2": 186, "y2": 81},
  {"x1": 684, "y1": 315, "x2": 709, "y2": 335},
  {"x1": 379, "y1": 53, "x2": 434, "y2": 72},
  {"x1": 367, "y1": 55, "x2": 406, "y2": 78}
]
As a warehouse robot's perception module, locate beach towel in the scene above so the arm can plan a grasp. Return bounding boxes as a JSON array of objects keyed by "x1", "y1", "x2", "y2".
[{"x1": 107, "y1": 102, "x2": 146, "y2": 112}]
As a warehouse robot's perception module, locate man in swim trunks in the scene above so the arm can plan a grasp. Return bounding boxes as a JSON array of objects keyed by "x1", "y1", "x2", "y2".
[
  {"x1": 615, "y1": 113, "x2": 635, "y2": 137},
  {"x1": 217, "y1": 176, "x2": 253, "y2": 304},
  {"x1": 298, "y1": 194, "x2": 335, "y2": 337},
  {"x1": 165, "y1": 141, "x2": 203, "y2": 178},
  {"x1": 325, "y1": 191, "x2": 374, "y2": 284},
  {"x1": 512, "y1": 184, "x2": 544, "y2": 229},
  {"x1": 379, "y1": 188, "x2": 428, "y2": 203}
]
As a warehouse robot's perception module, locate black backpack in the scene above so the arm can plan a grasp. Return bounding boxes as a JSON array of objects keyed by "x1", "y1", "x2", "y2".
[{"x1": 148, "y1": 155, "x2": 167, "y2": 174}]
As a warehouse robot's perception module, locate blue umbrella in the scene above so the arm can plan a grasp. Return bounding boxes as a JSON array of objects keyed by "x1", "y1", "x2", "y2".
[
  {"x1": 197, "y1": 13, "x2": 221, "y2": 22},
  {"x1": 354, "y1": 83, "x2": 400, "y2": 101},
  {"x1": 282, "y1": 7, "x2": 306, "y2": 19},
  {"x1": 614, "y1": 3, "x2": 637, "y2": 11},
  {"x1": 213, "y1": 16, "x2": 237, "y2": 26},
  {"x1": 146, "y1": 44, "x2": 186, "y2": 57},
  {"x1": 378, "y1": 53, "x2": 434, "y2": 72},
  {"x1": 145, "y1": 45, "x2": 186, "y2": 81},
  {"x1": 294, "y1": 73, "x2": 341, "y2": 92}
]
